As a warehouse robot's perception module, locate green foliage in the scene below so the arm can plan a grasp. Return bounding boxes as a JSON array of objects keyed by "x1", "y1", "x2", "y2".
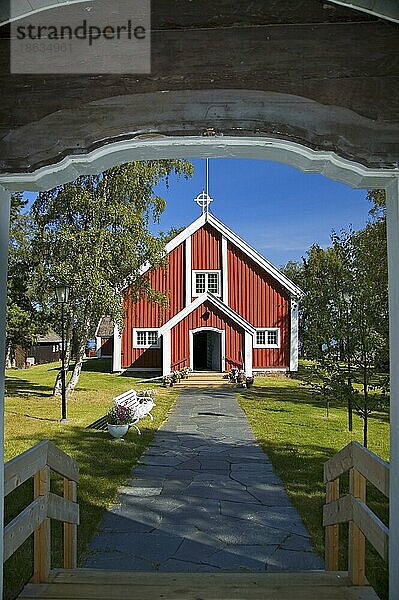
[
  {"x1": 6, "y1": 193, "x2": 47, "y2": 356},
  {"x1": 281, "y1": 191, "x2": 388, "y2": 445},
  {"x1": 29, "y1": 160, "x2": 193, "y2": 393}
]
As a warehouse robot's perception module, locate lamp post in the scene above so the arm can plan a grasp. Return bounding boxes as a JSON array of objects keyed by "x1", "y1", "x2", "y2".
[
  {"x1": 343, "y1": 292, "x2": 353, "y2": 432},
  {"x1": 55, "y1": 283, "x2": 70, "y2": 422}
]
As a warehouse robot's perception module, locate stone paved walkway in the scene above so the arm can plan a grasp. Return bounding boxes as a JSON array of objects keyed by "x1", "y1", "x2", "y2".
[{"x1": 85, "y1": 389, "x2": 324, "y2": 572}]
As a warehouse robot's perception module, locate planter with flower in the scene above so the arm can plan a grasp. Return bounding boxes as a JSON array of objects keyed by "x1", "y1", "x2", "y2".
[
  {"x1": 228, "y1": 368, "x2": 239, "y2": 383},
  {"x1": 180, "y1": 367, "x2": 191, "y2": 379},
  {"x1": 237, "y1": 370, "x2": 245, "y2": 385},
  {"x1": 245, "y1": 376, "x2": 254, "y2": 389},
  {"x1": 106, "y1": 404, "x2": 135, "y2": 440},
  {"x1": 171, "y1": 371, "x2": 182, "y2": 384}
]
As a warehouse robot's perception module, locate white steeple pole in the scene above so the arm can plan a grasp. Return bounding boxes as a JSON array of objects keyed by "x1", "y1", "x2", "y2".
[
  {"x1": 206, "y1": 158, "x2": 209, "y2": 199},
  {"x1": 194, "y1": 159, "x2": 213, "y2": 216}
]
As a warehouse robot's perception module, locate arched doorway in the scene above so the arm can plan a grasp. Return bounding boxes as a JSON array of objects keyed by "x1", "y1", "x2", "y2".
[{"x1": 191, "y1": 328, "x2": 224, "y2": 372}]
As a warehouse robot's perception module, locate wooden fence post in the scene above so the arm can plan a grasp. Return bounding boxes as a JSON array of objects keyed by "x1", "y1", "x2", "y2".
[
  {"x1": 63, "y1": 478, "x2": 77, "y2": 569},
  {"x1": 348, "y1": 468, "x2": 366, "y2": 585},
  {"x1": 33, "y1": 466, "x2": 50, "y2": 583},
  {"x1": 325, "y1": 478, "x2": 340, "y2": 570}
]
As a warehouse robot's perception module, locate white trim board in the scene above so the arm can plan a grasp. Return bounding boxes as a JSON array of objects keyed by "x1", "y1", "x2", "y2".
[
  {"x1": 158, "y1": 292, "x2": 256, "y2": 336},
  {"x1": 185, "y1": 236, "x2": 192, "y2": 306},
  {"x1": 125, "y1": 367, "x2": 162, "y2": 372},
  {"x1": 252, "y1": 368, "x2": 289, "y2": 372},
  {"x1": 1, "y1": 137, "x2": 397, "y2": 192}
]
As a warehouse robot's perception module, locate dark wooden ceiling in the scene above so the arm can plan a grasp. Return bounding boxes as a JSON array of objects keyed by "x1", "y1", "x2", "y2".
[{"x1": 0, "y1": 0, "x2": 398, "y2": 174}]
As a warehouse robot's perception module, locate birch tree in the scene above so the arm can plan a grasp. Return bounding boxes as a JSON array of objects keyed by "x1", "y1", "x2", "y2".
[{"x1": 30, "y1": 160, "x2": 193, "y2": 395}]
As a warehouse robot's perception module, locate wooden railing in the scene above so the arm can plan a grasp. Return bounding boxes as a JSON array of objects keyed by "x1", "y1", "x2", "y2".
[
  {"x1": 4, "y1": 440, "x2": 79, "y2": 583},
  {"x1": 171, "y1": 357, "x2": 189, "y2": 370},
  {"x1": 323, "y1": 441, "x2": 389, "y2": 585}
]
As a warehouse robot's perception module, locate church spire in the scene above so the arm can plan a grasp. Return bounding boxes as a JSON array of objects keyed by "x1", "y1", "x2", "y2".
[{"x1": 194, "y1": 158, "x2": 213, "y2": 217}]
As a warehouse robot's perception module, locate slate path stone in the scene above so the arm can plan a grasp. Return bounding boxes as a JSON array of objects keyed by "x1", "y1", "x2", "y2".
[{"x1": 85, "y1": 388, "x2": 324, "y2": 572}]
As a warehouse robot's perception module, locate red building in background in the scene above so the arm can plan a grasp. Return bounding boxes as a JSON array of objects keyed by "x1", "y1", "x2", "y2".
[{"x1": 110, "y1": 206, "x2": 302, "y2": 376}]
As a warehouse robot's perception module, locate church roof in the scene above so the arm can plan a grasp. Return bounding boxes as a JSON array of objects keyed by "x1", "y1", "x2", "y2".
[{"x1": 141, "y1": 212, "x2": 303, "y2": 298}]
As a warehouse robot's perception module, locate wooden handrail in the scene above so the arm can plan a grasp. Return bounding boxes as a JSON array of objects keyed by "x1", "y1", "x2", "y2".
[
  {"x1": 171, "y1": 357, "x2": 189, "y2": 369},
  {"x1": 3, "y1": 440, "x2": 79, "y2": 582},
  {"x1": 323, "y1": 441, "x2": 389, "y2": 586}
]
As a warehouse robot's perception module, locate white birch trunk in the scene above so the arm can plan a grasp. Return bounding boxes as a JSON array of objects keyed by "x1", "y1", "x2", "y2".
[
  {"x1": 65, "y1": 313, "x2": 91, "y2": 396},
  {"x1": 53, "y1": 334, "x2": 72, "y2": 396}
]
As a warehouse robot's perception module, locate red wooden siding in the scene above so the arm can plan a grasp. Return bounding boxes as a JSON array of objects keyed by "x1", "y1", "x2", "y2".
[
  {"x1": 191, "y1": 223, "x2": 221, "y2": 270},
  {"x1": 121, "y1": 243, "x2": 184, "y2": 368},
  {"x1": 228, "y1": 242, "x2": 290, "y2": 368},
  {"x1": 171, "y1": 301, "x2": 243, "y2": 371}
]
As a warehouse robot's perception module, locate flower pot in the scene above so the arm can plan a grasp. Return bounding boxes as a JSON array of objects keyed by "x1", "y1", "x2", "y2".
[{"x1": 107, "y1": 423, "x2": 129, "y2": 440}]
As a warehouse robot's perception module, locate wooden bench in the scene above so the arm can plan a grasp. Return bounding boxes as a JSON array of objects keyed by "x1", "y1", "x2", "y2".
[{"x1": 113, "y1": 390, "x2": 156, "y2": 435}]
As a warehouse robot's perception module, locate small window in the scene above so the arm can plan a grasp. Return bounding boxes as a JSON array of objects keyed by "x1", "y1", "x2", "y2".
[
  {"x1": 193, "y1": 271, "x2": 221, "y2": 296},
  {"x1": 207, "y1": 272, "x2": 219, "y2": 294},
  {"x1": 256, "y1": 331, "x2": 266, "y2": 346},
  {"x1": 133, "y1": 329, "x2": 160, "y2": 349},
  {"x1": 195, "y1": 273, "x2": 206, "y2": 294},
  {"x1": 254, "y1": 328, "x2": 280, "y2": 348}
]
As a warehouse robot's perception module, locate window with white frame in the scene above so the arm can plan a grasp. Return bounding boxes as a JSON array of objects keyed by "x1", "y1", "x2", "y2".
[
  {"x1": 193, "y1": 271, "x2": 221, "y2": 296},
  {"x1": 133, "y1": 329, "x2": 160, "y2": 348},
  {"x1": 254, "y1": 328, "x2": 280, "y2": 348}
]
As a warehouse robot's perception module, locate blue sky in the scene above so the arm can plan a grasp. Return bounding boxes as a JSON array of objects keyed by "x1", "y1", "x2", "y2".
[
  {"x1": 23, "y1": 158, "x2": 371, "y2": 268},
  {"x1": 153, "y1": 158, "x2": 371, "y2": 267}
]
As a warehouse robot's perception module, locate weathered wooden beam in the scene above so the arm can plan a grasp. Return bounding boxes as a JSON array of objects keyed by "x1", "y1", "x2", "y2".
[
  {"x1": 63, "y1": 479, "x2": 78, "y2": 569},
  {"x1": 348, "y1": 469, "x2": 366, "y2": 586},
  {"x1": 4, "y1": 440, "x2": 48, "y2": 496},
  {"x1": 46, "y1": 441, "x2": 79, "y2": 483},
  {"x1": 33, "y1": 466, "x2": 51, "y2": 583},
  {"x1": 325, "y1": 479, "x2": 340, "y2": 571},
  {"x1": 352, "y1": 497, "x2": 389, "y2": 562},
  {"x1": 323, "y1": 494, "x2": 353, "y2": 526},
  {"x1": 4, "y1": 496, "x2": 48, "y2": 562},
  {"x1": 352, "y1": 441, "x2": 389, "y2": 497},
  {"x1": 324, "y1": 443, "x2": 353, "y2": 483},
  {"x1": 47, "y1": 493, "x2": 79, "y2": 525}
]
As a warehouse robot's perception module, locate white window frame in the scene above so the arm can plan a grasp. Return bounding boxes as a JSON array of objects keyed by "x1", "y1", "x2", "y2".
[
  {"x1": 133, "y1": 328, "x2": 160, "y2": 349},
  {"x1": 192, "y1": 270, "x2": 221, "y2": 297},
  {"x1": 254, "y1": 328, "x2": 280, "y2": 348}
]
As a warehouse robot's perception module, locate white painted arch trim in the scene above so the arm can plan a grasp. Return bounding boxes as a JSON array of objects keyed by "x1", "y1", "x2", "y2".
[
  {"x1": 189, "y1": 327, "x2": 226, "y2": 373},
  {"x1": 1, "y1": 137, "x2": 398, "y2": 193},
  {"x1": 1, "y1": 0, "x2": 93, "y2": 26}
]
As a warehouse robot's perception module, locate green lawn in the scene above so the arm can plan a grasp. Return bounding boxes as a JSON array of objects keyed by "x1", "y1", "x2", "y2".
[
  {"x1": 237, "y1": 364, "x2": 389, "y2": 600},
  {"x1": 4, "y1": 359, "x2": 390, "y2": 599},
  {"x1": 4, "y1": 359, "x2": 178, "y2": 600}
]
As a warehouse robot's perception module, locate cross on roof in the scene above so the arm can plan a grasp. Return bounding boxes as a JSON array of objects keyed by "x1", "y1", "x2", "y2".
[{"x1": 194, "y1": 190, "x2": 213, "y2": 215}]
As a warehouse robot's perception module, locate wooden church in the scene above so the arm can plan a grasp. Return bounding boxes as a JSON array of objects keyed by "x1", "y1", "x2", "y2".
[{"x1": 109, "y1": 190, "x2": 302, "y2": 377}]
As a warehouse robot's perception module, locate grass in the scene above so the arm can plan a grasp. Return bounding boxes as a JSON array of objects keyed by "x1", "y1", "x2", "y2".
[
  {"x1": 236, "y1": 363, "x2": 389, "y2": 600},
  {"x1": 4, "y1": 359, "x2": 178, "y2": 600},
  {"x1": 4, "y1": 358, "x2": 390, "y2": 598}
]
